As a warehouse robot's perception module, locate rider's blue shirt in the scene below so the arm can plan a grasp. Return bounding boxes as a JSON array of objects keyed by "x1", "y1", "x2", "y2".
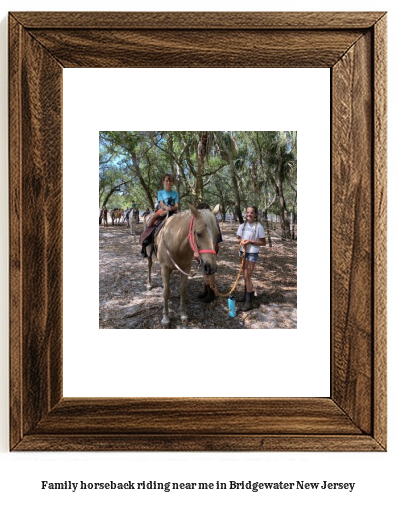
[{"x1": 157, "y1": 189, "x2": 179, "y2": 209}]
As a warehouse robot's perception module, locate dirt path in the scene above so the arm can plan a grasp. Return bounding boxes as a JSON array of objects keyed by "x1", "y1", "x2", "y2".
[{"x1": 99, "y1": 221, "x2": 297, "y2": 329}]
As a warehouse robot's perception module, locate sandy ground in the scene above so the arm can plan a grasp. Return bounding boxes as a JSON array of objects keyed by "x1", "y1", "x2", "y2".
[{"x1": 99, "y1": 220, "x2": 297, "y2": 329}]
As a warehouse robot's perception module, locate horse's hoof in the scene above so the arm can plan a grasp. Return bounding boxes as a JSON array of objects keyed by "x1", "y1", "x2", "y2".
[
  {"x1": 161, "y1": 316, "x2": 170, "y2": 326},
  {"x1": 180, "y1": 314, "x2": 188, "y2": 323},
  {"x1": 146, "y1": 284, "x2": 153, "y2": 290}
]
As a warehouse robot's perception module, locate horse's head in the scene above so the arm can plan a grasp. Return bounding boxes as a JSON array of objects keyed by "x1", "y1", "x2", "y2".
[{"x1": 188, "y1": 203, "x2": 220, "y2": 275}]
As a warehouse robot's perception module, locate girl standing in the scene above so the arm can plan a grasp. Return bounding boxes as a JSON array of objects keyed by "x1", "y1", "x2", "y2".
[{"x1": 236, "y1": 206, "x2": 266, "y2": 311}]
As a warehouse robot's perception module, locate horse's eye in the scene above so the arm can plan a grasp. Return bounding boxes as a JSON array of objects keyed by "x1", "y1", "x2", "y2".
[{"x1": 196, "y1": 232, "x2": 202, "y2": 238}]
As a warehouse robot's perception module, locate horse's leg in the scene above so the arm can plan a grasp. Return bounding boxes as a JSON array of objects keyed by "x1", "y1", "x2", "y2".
[
  {"x1": 147, "y1": 256, "x2": 153, "y2": 289},
  {"x1": 161, "y1": 265, "x2": 171, "y2": 325},
  {"x1": 179, "y1": 273, "x2": 189, "y2": 322}
]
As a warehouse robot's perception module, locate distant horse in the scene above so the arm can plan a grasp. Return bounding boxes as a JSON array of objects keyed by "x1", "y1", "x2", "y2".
[
  {"x1": 146, "y1": 203, "x2": 219, "y2": 325},
  {"x1": 100, "y1": 208, "x2": 108, "y2": 227},
  {"x1": 127, "y1": 208, "x2": 140, "y2": 236},
  {"x1": 128, "y1": 211, "x2": 135, "y2": 236},
  {"x1": 111, "y1": 208, "x2": 123, "y2": 226}
]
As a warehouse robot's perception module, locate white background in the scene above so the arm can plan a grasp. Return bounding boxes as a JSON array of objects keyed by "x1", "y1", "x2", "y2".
[
  {"x1": 63, "y1": 67, "x2": 330, "y2": 398},
  {"x1": 0, "y1": 1, "x2": 395, "y2": 507}
]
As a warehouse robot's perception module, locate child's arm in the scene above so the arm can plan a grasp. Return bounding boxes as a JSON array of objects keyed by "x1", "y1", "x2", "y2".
[
  {"x1": 159, "y1": 200, "x2": 171, "y2": 212},
  {"x1": 246, "y1": 237, "x2": 266, "y2": 247},
  {"x1": 172, "y1": 192, "x2": 179, "y2": 211}
]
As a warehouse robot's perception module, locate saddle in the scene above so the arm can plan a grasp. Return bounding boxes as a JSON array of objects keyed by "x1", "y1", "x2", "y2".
[
  {"x1": 140, "y1": 213, "x2": 171, "y2": 258},
  {"x1": 139, "y1": 226, "x2": 156, "y2": 246}
]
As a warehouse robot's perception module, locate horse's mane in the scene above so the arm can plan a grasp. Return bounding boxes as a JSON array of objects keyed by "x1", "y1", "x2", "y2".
[
  {"x1": 198, "y1": 209, "x2": 216, "y2": 227},
  {"x1": 176, "y1": 208, "x2": 216, "y2": 226}
]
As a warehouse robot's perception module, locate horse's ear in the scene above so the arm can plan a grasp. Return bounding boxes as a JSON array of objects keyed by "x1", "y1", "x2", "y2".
[
  {"x1": 212, "y1": 204, "x2": 220, "y2": 215},
  {"x1": 188, "y1": 202, "x2": 200, "y2": 218}
]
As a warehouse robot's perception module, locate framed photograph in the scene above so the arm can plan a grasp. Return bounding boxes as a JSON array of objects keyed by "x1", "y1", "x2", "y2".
[{"x1": 9, "y1": 11, "x2": 387, "y2": 451}]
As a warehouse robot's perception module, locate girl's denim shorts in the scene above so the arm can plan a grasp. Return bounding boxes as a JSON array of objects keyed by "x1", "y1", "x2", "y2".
[{"x1": 239, "y1": 251, "x2": 259, "y2": 262}]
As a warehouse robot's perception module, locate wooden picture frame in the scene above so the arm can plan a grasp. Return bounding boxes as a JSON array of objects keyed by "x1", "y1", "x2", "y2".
[{"x1": 9, "y1": 11, "x2": 387, "y2": 451}]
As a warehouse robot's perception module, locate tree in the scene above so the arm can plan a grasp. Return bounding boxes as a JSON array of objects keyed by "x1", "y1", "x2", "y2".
[
  {"x1": 261, "y1": 131, "x2": 297, "y2": 239},
  {"x1": 98, "y1": 131, "x2": 297, "y2": 232}
]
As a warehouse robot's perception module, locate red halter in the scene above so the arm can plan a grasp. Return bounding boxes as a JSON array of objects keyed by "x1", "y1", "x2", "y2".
[{"x1": 188, "y1": 215, "x2": 216, "y2": 259}]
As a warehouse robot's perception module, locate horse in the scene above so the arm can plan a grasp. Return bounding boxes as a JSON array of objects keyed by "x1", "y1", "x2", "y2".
[
  {"x1": 127, "y1": 208, "x2": 139, "y2": 236},
  {"x1": 100, "y1": 208, "x2": 108, "y2": 227},
  {"x1": 111, "y1": 208, "x2": 123, "y2": 226},
  {"x1": 128, "y1": 211, "x2": 136, "y2": 236},
  {"x1": 146, "y1": 203, "x2": 219, "y2": 325}
]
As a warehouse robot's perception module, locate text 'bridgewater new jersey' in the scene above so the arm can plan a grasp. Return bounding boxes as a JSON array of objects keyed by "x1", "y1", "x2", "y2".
[{"x1": 41, "y1": 480, "x2": 356, "y2": 493}]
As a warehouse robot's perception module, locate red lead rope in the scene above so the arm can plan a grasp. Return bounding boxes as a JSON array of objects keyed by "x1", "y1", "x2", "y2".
[{"x1": 188, "y1": 216, "x2": 216, "y2": 259}]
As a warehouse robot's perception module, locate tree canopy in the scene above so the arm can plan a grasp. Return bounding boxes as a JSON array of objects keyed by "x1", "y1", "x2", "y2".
[{"x1": 99, "y1": 131, "x2": 297, "y2": 235}]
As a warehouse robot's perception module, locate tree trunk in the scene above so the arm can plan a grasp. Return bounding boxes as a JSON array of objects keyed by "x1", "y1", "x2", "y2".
[
  {"x1": 291, "y1": 210, "x2": 297, "y2": 240},
  {"x1": 263, "y1": 209, "x2": 272, "y2": 247},
  {"x1": 101, "y1": 181, "x2": 128, "y2": 209},
  {"x1": 131, "y1": 152, "x2": 155, "y2": 208},
  {"x1": 252, "y1": 160, "x2": 259, "y2": 208},
  {"x1": 194, "y1": 131, "x2": 207, "y2": 205},
  {"x1": 167, "y1": 135, "x2": 180, "y2": 197},
  {"x1": 231, "y1": 165, "x2": 243, "y2": 223},
  {"x1": 220, "y1": 138, "x2": 243, "y2": 223},
  {"x1": 276, "y1": 156, "x2": 291, "y2": 239}
]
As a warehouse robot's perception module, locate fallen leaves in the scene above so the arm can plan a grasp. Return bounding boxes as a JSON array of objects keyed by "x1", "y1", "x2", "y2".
[{"x1": 99, "y1": 222, "x2": 297, "y2": 329}]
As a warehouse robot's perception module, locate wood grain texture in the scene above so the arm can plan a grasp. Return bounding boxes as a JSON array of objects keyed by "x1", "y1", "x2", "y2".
[
  {"x1": 11, "y1": 11, "x2": 386, "y2": 29},
  {"x1": 28, "y1": 29, "x2": 363, "y2": 68},
  {"x1": 14, "y1": 435, "x2": 382, "y2": 452},
  {"x1": 9, "y1": 15, "x2": 64, "y2": 448},
  {"x1": 31, "y1": 398, "x2": 362, "y2": 435},
  {"x1": 9, "y1": 11, "x2": 387, "y2": 452},
  {"x1": 332, "y1": 32, "x2": 373, "y2": 434},
  {"x1": 9, "y1": 15, "x2": 23, "y2": 450},
  {"x1": 373, "y1": 14, "x2": 387, "y2": 449}
]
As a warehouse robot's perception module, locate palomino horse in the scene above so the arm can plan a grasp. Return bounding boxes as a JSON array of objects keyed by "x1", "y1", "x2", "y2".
[{"x1": 147, "y1": 203, "x2": 219, "y2": 325}]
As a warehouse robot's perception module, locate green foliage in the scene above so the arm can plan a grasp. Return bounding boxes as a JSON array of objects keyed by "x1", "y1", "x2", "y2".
[{"x1": 99, "y1": 131, "x2": 297, "y2": 217}]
